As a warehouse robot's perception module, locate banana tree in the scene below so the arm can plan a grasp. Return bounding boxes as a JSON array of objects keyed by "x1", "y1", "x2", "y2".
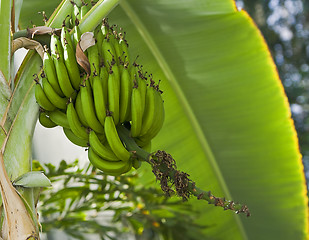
[{"x1": 0, "y1": 0, "x2": 307, "y2": 239}]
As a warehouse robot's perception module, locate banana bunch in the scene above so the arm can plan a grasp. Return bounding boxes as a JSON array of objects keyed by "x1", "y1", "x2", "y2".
[{"x1": 35, "y1": 17, "x2": 165, "y2": 176}]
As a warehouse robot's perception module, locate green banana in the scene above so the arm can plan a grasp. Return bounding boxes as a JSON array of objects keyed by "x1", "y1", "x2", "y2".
[
  {"x1": 107, "y1": 69, "x2": 120, "y2": 125},
  {"x1": 104, "y1": 114, "x2": 131, "y2": 161},
  {"x1": 119, "y1": 63, "x2": 132, "y2": 123},
  {"x1": 50, "y1": 34, "x2": 64, "y2": 61},
  {"x1": 42, "y1": 77, "x2": 67, "y2": 110},
  {"x1": 139, "y1": 88, "x2": 165, "y2": 142},
  {"x1": 130, "y1": 81, "x2": 143, "y2": 137},
  {"x1": 111, "y1": 61, "x2": 120, "y2": 89},
  {"x1": 92, "y1": 74, "x2": 106, "y2": 126},
  {"x1": 72, "y1": 24, "x2": 81, "y2": 50},
  {"x1": 120, "y1": 158, "x2": 133, "y2": 174},
  {"x1": 61, "y1": 25, "x2": 73, "y2": 48},
  {"x1": 96, "y1": 132, "x2": 107, "y2": 143},
  {"x1": 61, "y1": 26, "x2": 81, "y2": 90},
  {"x1": 63, "y1": 41, "x2": 81, "y2": 90},
  {"x1": 134, "y1": 137, "x2": 150, "y2": 148},
  {"x1": 137, "y1": 74, "x2": 147, "y2": 115},
  {"x1": 101, "y1": 18, "x2": 110, "y2": 38},
  {"x1": 87, "y1": 42, "x2": 100, "y2": 85},
  {"x1": 72, "y1": 3, "x2": 81, "y2": 28},
  {"x1": 111, "y1": 32, "x2": 122, "y2": 65},
  {"x1": 104, "y1": 161, "x2": 132, "y2": 176},
  {"x1": 48, "y1": 110, "x2": 70, "y2": 129},
  {"x1": 94, "y1": 24, "x2": 104, "y2": 58},
  {"x1": 66, "y1": 101, "x2": 89, "y2": 140},
  {"x1": 34, "y1": 80, "x2": 56, "y2": 111},
  {"x1": 42, "y1": 50, "x2": 64, "y2": 97},
  {"x1": 119, "y1": 33, "x2": 130, "y2": 63},
  {"x1": 89, "y1": 130, "x2": 118, "y2": 161},
  {"x1": 80, "y1": 1, "x2": 91, "y2": 19},
  {"x1": 39, "y1": 111, "x2": 57, "y2": 128},
  {"x1": 75, "y1": 90, "x2": 89, "y2": 127},
  {"x1": 140, "y1": 83, "x2": 156, "y2": 136},
  {"x1": 80, "y1": 77, "x2": 104, "y2": 133},
  {"x1": 53, "y1": 53, "x2": 75, "y2": 98},
  {"x1": 142, "y1": 140, "x2": 152, "y2": 152},
  {"x1": 64, "y1": 13, "x2": 72, "y2": 29},
  {"x1": 63, "y1": 127, "x2": 88, "y2": 147},
  {"x1": 101, "y1": 35, "x2": 116, "y2": 67},
  {"x1": 99, "y1": 65, "x2": 109, "y2": 105},
  {"x1": 132, "y1": 158, "x2": 141, "y2": 170},
  {"x1": 88, "y1": 147, "x2": 129, "y2": 175},
  {"x1": 130, "y1": 63, "x2": 138, "y2": 81}
]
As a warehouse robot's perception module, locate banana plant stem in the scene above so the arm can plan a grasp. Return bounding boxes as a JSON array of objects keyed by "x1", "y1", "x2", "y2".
[
  {"x1": 117, "y1": 125, "x2": 151, "y2": 161},
  {"x1": 79, "y1": 0, "x2": 120, "y2": 33},
  {"x1": 118, "y1": 125, "x2": 250, "y2": 216}
]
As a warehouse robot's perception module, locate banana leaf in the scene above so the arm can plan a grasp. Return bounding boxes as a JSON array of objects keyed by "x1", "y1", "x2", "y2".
[{"x1": 17, "y1": 0, "x2": 308, "y2": 239}]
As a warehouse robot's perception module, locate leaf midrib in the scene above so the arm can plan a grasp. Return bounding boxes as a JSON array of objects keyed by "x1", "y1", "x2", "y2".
[{"x1": 119, "y1": 1, "x2": 247, "y2": 239}]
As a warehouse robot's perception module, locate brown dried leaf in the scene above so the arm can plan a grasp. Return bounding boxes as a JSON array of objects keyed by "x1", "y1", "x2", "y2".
[
  {"x1": 12, "y1": 37, "x2": 44, "y2": 60},
  {"x1": 28, "y1": 26, "x2": 61, "y2": 38},
  {"x1": 76, "y1": 41, "x2": 91, "y2": 75},
  {"x1": 0, "y1": 152, "x2": 38, "y2": 239},
  {"x1": 79, "y1": 32, "x2": 95, "y2": 51}
]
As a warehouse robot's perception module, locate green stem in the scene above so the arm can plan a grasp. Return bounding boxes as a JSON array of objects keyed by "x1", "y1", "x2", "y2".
[
  {"x1": 13, "y1": 0, "x2": 120, "y2": 44},
  {"x1": 46, "y1": 0, "x2": 73, "y2": 28},
  {"x1": 13, "y1": 30, "x2": 51, "y2": 47},
  {"x1": 117, "y1": 125, "x2": 150, "y2": 161},
  {"x1": 13, "y1": 29, "x2": 28, "y2": 39},
  {"x1": 79, "y1": 0, "x2": 120, "y2": 33},
  {"x1": 118, "y1": 125, "x2": 250, "y2": 217}
]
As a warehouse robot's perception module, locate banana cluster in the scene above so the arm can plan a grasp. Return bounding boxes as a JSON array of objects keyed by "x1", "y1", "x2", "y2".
[{"x1": 35, "y1": 16, "x2": 165, "y2": 176}]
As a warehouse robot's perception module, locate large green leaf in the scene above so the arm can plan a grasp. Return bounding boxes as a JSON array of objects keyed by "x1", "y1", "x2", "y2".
[
  {"x1": 0, "y1": 0, "x2": 12, "y2": 82},
  {"x1": 108, "y1": 1, "x2": 307, "y2": 239},
  {"x1": 19, "y1": 0, "x2": 60, "y2": 28},
  {"x1": 17, "y1": 0, "x2": 308, "y2": 239},
  {"x1": 3, "y1": 52, "x2": 41, "y2": 179}
]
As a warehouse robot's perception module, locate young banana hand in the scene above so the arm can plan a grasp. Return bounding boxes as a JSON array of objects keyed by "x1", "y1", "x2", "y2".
[{"x1": 35, "y1": 17, "x2": 166, "y2": 176}]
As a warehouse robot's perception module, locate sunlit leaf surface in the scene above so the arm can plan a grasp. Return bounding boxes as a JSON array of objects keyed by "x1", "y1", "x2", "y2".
[{"x1": 18, "y1": 0, "x2": 308, "y2": 239}]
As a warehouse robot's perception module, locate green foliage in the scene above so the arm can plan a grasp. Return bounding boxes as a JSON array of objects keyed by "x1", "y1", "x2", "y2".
[
  {"x1": 34, "y1": 160, "x2": 206, "y2": 239},
  {"x1": 241, "y1": 0, "x2": 309, "y2": 183},
  {"x1": 6, "y1": 0, "x2": 308, "y2": 239}
]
